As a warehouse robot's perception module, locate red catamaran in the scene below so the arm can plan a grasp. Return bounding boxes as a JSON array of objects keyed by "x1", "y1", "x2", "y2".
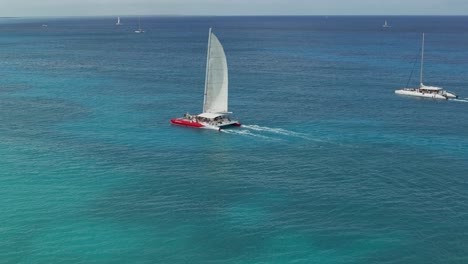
[{"x1": 171, "y1": 28, "x2": 241, "y2": 131}]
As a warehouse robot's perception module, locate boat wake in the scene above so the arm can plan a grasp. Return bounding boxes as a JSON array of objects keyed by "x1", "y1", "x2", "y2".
[
  {"x1": 449, "y1": 98, "x2": 468, "y2": 103},
  {"x1": 242, "y1": 125, "x2": 310, "y2": 139},
  {"x1": 221, "y1": 129, "x2": 275, "y2": 140},
  {"x1": 222, "y1": 124, "x2": 314, "y2": 141}
]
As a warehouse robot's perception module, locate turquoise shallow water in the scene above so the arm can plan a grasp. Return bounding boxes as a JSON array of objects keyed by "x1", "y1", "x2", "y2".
[{"x1": 0, "y1": 16, "x2": 467, "y2": 263}]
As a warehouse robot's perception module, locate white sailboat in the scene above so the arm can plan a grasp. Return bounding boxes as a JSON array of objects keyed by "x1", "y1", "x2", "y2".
[
  {"x1": 116, "y1": 16, "x2": 121, "y2": 26},
  {"x1": 382, "y1": 20, "x2": 391, "y2": 28},
  {"x1": 134, "y1": 17, "x2": 145, "y2": 33},
  {"x1": 395, "y1": 33, "x2": 458, "y2": 100},
  {"x1": 171, "y1": 28, "x2": 241, "y2": 131}
]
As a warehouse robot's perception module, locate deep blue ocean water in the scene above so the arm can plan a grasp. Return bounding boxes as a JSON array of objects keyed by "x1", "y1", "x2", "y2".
[{"x1": 0, "y1": 16, "x2": 467, "y2": 263}]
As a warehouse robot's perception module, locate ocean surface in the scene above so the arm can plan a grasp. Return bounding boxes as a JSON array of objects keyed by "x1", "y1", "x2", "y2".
[{"x1": 0, "y1": 16, "x2": 467, "y2": 263}]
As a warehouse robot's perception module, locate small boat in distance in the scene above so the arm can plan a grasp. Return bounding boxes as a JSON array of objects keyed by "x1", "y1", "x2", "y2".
[
  {"x1": 116, "y1": 16, "x2": 121, "y2": 26},
  {"x1": 134, "y1": 17, "x2": 144, "y2": 33},
  {"x1": 171, "y1": 28, "x2": 241, "y2": 131},
  {"x1": 395, "y1": 33, "x2": 458, "y2": 100},
  {"x1": 382, "y1": 20, "x2": 391, "y2": 28}
]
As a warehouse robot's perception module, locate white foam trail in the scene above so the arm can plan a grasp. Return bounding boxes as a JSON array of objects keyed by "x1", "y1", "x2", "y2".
[
  {"x1": 221, "y1": 129, "x2": 275, "y2": 140},
  {"x1": 450, "y1": 98, "x2": 468, "y2": 103},
  {"x1": 222, "y1": 125, "x2": 325, "y2": 142},
  {"x1": 242, "y1": 125, "x2": 311, "y2": 139}
]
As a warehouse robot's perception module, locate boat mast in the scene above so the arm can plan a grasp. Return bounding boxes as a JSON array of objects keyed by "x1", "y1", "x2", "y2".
[
  {"x1": 420, "y1": 33, "x2": 425, "y2": 86},
  {"x1": 203, "y1": 28, "x2": 212, "y2": 113}
]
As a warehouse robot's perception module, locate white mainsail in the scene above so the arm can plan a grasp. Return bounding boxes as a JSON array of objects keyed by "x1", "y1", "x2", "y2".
[{"x1": 203, "y1": 28, "x2": 229, "y2": 114}]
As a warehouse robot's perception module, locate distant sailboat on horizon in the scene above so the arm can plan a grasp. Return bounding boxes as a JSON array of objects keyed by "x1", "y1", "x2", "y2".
[
  {"x1": 135, "y1": 17, "x2": 145, "y2": 33},
  {"x1": 382, "y1": 20, "x2": 391, "y2": 28},
  {"x1": 116, "y1": 16, "x2": 121, "y2": 26}
]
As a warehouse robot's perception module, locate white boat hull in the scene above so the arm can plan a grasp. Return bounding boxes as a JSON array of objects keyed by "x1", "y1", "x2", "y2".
[
  {"x1": 202, "y1": 120, "x2": 241, "y2": 130},
  {"x1": 395, "y1": 89, "x2": 447, "y2": 100},
  {"x1": 444, "y1": 92, "x2": 458, "y2": 99}
]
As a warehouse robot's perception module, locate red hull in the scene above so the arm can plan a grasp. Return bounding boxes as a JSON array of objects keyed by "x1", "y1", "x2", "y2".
[
  {"x1": 170, "y1": 119, "x2": 205, "y2": 128},
  {"x1": 170, "y1": 118, "x2": 241, "y2": 131}
]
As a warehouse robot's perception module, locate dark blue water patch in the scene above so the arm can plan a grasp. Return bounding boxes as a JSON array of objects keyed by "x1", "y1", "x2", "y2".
[
  {"x1": 0, "y1": 96, "x2": 91, "y2": 138},
  {"x1": 0, "y1": 84, "x2": 32, "y2": 93}
]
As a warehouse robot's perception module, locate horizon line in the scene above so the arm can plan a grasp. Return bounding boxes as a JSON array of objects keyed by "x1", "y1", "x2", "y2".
[{"x1": 1, "y1": 14, "x2": 468, "y2": 19}]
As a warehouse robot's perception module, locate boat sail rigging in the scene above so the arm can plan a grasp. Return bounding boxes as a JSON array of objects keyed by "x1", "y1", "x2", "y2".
[
  {"x1": 395, "y1": 33, "x2": 458, "y2": 99},
  {"x1": 135, "y1": 17, "x2": 144, "y2": 33}
]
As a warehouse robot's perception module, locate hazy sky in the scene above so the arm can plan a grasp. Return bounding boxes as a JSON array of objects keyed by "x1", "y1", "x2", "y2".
[{"x1": 1, "y1": 0, "x2": 467, "y2": 16}]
